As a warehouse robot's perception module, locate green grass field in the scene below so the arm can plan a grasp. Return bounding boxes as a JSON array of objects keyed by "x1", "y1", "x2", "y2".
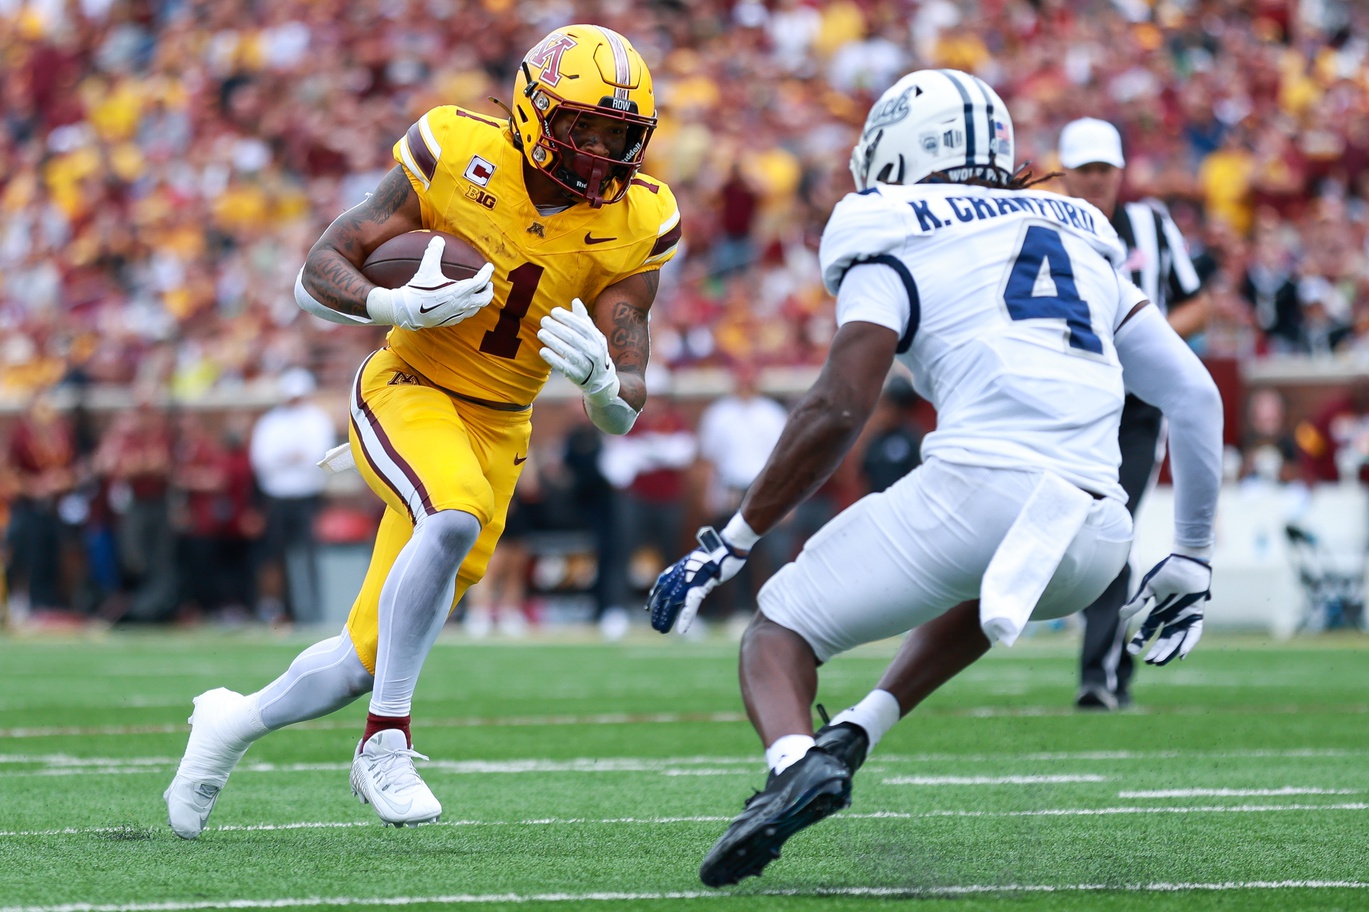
[{"x1": 1, "y1": 627, "x2": 1367, "y2": 912}]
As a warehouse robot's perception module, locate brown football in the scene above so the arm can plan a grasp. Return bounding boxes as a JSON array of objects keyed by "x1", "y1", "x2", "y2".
[{"x1": 361, "y1": 230, "x2": 484, "y2": 288}]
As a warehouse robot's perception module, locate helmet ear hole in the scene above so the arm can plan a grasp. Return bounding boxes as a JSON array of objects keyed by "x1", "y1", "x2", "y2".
[{"x1": 875, "y1": 155, "x2": 905, "y2": 185}]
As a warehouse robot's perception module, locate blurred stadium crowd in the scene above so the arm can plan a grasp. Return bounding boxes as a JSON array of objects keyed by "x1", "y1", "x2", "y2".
[
  {"x1": 3, "y1": 0, "x2": 1369, "y2": 393},
  {"x1": 4, "y1": 0, "x2": 1369, "y2": 628}
]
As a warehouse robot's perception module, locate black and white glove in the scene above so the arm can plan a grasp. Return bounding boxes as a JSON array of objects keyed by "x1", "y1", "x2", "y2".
[
  {"x1": 365, "y1": 236, "x2": 495, "y2": 330},
  {"x1": 647, "y1": 526, "x2": 750, "y2": 634},
  {"x1": 537, "y1": 298, "x2": 619, "y2": 403},
  {"x1": 1120, "y1": 553, "x2": 1211, "y2": 665}
]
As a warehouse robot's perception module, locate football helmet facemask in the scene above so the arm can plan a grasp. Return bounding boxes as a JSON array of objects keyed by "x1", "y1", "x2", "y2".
[
  {"x1": 512, "y1": 25, "x2": 657, "y2": 208},
  {"x1": 850, "y1": 69, "x2": 1015, "y2": 191}
]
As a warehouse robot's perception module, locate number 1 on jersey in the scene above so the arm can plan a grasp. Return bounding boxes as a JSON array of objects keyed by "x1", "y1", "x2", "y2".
[
  {"x1": 479, "y1": 262, "x2": 544, "y2": 359},
  {"x1": 1004, "y1": 225, "x2": 1102, "y2": 354}
]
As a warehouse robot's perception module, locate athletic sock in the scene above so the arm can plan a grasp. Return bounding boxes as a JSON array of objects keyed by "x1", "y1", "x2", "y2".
[
  {"x1": 362, "y1": 712, "x2": 412, "y2": 750},
  {"x1": 232, "y1": 693, "x2": 270, "y2": 750},
  {"x1": 766, "y1": 734, "x2": 816, "y2": 776},
  {"x1": 829, "y1": 689, "x2": 901, "y2": 750}
]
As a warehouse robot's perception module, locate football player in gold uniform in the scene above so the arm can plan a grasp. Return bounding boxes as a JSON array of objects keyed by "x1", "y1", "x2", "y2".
[{"x1": 165, "y1": 24, "x2": 681, "y2": 837}]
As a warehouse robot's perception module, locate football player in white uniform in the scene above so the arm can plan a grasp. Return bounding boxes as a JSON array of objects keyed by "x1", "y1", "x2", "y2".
[{"x1": 648, "y1": 69, "x2": 1223, "y2": 887}]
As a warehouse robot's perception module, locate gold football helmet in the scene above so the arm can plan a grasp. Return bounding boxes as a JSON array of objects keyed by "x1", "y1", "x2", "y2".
[{"x1": 511, "y1": 24, "x2": 657, "y2": 207}]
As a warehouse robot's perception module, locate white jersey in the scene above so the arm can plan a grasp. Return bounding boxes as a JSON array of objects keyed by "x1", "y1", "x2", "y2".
[{"x1": 820, "y1": 183, "x2": 1147, "y2": 502}]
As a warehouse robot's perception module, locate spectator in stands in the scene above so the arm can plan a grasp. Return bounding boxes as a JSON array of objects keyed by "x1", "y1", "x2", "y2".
[
  {"x1": 1241, "y1": 226, "x2": 1304, "y2": 352},
  {"x1": 1238, "y1": 388, "x2": 1301, "y2": 485},
  {"x1": 598, "y1": 365, "x2": 698, "y2": 640},
  {"x1": 461, "y1": 453, "x2": 538, "y2": 640},
  {"x1": 248, "y1": 367, "x2": 334, "y2": 624},
  {"x1": 859, "y1": 375, "x2": 924, "y2": 496},
  {"x1": 1296, "y1": 378, "x2": 1369, "y2": 485},
  {"x1": 95, "y1": 395, "x2": 177, "y2": 622},
  {"x1": 173, "y1": 411, "x2": 260, "y2": 624},
  {"x1": 712, "y1": 163, "x2": 760, "y2": 278},
  {"x1": 4, "y1": 388, "x2": 80, "y2": 617},
  {"x1": 695, "y1": 361, "x2": 789, "y2": 630},
  {"x1": 563, "y1": 418, "x2": 619, "y2": 639}
]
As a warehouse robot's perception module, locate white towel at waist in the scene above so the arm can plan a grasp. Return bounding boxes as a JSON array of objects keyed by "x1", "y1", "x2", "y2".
[
  {"x1": 980, "y1": 472, "x2": 1094, "y2": 647},
  {"x1": 317, "y1": 443, "x2": 357, "y2": 475}
]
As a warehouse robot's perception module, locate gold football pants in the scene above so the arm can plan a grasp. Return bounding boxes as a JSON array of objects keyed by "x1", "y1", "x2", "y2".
[{"x1": 344, "y1": 348, "x2": 531, "y2": 673}]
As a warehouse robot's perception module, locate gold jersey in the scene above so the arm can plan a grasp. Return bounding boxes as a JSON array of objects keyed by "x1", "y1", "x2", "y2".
[{"x1": 388, "y1": 105, "x2": 681, "y2": 406}]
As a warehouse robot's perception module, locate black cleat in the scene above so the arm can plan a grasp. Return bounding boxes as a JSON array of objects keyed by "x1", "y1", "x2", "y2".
[
  {"x1": 814, "y1": 721, "x2": 869, "y2": 774},
  {"x1": 812, "y1": 703, "x2": 870, "y2": 774},
  {"x1": 699, "y1": 747, "x2": 852, "y2": 888},
  {"x1": 1075, "y1": 685, "x2": 1118, "y2": 711}
]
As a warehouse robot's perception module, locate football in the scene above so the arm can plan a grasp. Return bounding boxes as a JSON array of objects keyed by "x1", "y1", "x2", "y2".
[{"x1": 361, "y1": 230, "x2": 484, "y2": 288}]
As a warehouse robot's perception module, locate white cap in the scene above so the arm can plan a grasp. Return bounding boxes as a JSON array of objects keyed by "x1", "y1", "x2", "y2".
[
  {"x1": 1058, "y1": 117, "x2": 1125, "y2": 169},
  {"x1": 278, "y1": 367, "x2": 316, "y2": 400}
]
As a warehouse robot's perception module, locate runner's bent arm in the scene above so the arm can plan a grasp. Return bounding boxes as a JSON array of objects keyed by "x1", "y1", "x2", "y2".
[
  {"x1": 591, "y1": 268, "x2": 659, "y2": 412},
  {"x1": 297, "y1": 167, "x2": 424, "y2": 323}
]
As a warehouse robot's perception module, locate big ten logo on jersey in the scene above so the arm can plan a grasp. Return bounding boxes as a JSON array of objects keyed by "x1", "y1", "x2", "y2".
[{"x1": 465, "y1": 185, "x2": 497, "y2": 210}]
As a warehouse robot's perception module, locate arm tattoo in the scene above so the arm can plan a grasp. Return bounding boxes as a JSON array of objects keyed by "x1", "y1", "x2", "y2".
[
  {"x1": 302, "y1": 168, "x2": 418, "y2": 319},
  {"x1": 604, "y1": 270, "x2": 658, "y2": 373},
  {"x1": 595, "y1": 269, "x2": 659, "y2": 410},
  {"x1": 609, "y1": 300, "x2": 650, "y2": 374}
]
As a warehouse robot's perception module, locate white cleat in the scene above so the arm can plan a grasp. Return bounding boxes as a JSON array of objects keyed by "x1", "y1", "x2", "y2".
[
  {"x1": 350, "y1": 730, "x2": 442, "y2": 827},
  {"x1": 163, "y1": 688, "x2": 257, "y2": 839}
]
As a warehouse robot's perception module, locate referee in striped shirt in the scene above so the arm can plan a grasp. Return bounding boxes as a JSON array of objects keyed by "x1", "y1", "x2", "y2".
[{"x1": 1058, "y1": 118, "x2": 1210, "y2": 711}]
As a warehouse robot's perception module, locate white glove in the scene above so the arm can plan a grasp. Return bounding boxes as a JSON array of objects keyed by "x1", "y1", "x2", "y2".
[
  {"x1": 1120, "y1": 553, "x2": 1211, "y2": 665},
  {"x1": 537, "y1": 298, "x2": 619, "y2": 403},
  {"x1": 365, "y1": 236, "x2": 494, "y2": 330}
]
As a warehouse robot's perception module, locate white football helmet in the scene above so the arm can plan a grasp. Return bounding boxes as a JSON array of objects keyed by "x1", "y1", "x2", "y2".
[{"x1": 850, "y1": 69, "x2": 1015, "y2": 191}]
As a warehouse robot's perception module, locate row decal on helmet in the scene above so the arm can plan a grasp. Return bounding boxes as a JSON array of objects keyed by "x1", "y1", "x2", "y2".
[
  {"x1": 597, "y1": 26, "x2": 631, "y2": 104},
  {"x1": 938, "y1": 69, "x2": 977, "y2": 165}
]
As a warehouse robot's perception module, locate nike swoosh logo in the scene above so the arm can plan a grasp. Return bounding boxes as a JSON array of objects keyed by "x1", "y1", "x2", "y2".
[
  {"x1": 581, "y1": 362, "x2": 609, "y2": 386},
  {"x1": 584, "y1": 232, "x2": 617, "y2": 245},
  {"x1": 417, "y1": 300, "x2": 452, "y2": 314},
  {"x1": 513, "y1": 454, "x2": 528, "y2": 465}
]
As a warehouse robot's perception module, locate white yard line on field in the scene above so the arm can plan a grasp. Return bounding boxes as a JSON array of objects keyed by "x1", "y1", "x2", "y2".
[
  {"x1": 3, "y1": 880, "x2": 1369, "y2": 912},
  {"x1": 0, "y1": 755, "x2": 761, "y2": 779},
  {"x1": 881, "y1": 748, "x2": 1367, "y2": 762},
  {"x1": 1, "y1": 751, "x2": 1364, "y2": 782},
  {"x1": 0, "y1": 712, "x2": 748, "y2": 739},
  {"x1": 1119, "y1": 787, "x2": 1360, "y2": 798},
  {"x1": 883, "y1": 775, "x2": 1109, "y2": 785},
  {"x1": 3, "y1": 803, "x2": 1366, "y2": 839},
  {"x1": 4, "y1": 703, "x2": 1366, "y2": 739}
]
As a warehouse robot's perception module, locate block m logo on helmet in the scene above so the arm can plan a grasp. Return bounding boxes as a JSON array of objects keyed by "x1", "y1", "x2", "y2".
[{"x1": 525, "y1": 32, "x2": 577, "y2": 87}]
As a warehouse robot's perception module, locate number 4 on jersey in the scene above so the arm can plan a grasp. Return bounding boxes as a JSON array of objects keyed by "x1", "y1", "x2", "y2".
[{"x1": 1003, "y1": 225, "x2": 1102, "y2": 354}]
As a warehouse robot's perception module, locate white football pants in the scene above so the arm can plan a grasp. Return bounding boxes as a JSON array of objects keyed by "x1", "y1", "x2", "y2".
[{"x1": 759, "y1": 458, "x2": 1133, "y2": 662}]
